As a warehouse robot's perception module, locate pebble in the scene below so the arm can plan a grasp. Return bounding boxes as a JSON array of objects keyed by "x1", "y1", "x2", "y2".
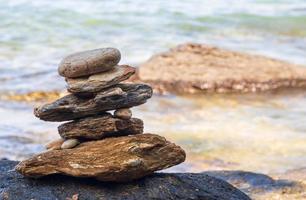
[
  {"x1": 58, "y1": 48, "x2": 121, "y2": 78},
  {"x1": 61, "y1": 139, "x2": 80, "y2": 149},
  {"x1": 45, "y1": 138, "x2": 65, "y2": 150},
  {"x1": 114, "y1": 108, "x2": 132, "y2": 119}
]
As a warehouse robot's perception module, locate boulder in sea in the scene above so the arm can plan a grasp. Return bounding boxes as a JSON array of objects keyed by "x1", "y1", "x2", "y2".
[
  {"x1": 138, "y1": 43, "x2": 306, "y2": 94},
  {"x1": 16, "y1": 134, "x2": 186, "y2": 182},
  {"x1": 66, "y1": 65, "x2": 135, "y2": 94},
  {"x1": 58, "y1": 114, "x2": 143, "y2": 140},
  {"x1": 58, "y1": 48, "x2": 121, "y2": 78},
  {"x1": 34, "y1": 84, "x2": 153, "y2": 122}
]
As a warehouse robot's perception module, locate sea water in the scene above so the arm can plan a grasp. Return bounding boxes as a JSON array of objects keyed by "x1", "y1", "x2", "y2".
[{"x1": 0, "y1": 0, "x2": 306, "y2": 177}]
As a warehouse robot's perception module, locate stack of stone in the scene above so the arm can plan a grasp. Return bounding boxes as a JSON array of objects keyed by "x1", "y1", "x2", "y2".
[{"x1": 16, "y1": 48, "x2": 186, "y2": 182}]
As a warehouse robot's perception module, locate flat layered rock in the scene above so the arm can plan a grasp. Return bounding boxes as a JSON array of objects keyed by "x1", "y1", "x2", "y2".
[
  {"x1": 139, "y1": 43, "x2": 306, "y2": 94},
  {"x1": 16, "y1": 134, "x2": 186, "y2": 182},
  {"x1": 34, "y1": 83, "x2": 152, "y2": 121},
  {"x1": 1, "y1": 160, "x2": 251, "y2": 200},
  {"x1": 58, "y1": 48, "x2": 121, "y2": 78},
  {"x1": 66, "y1": 65, "x2": 135, "y2": 94},
  {"x1": 58, "y1": 114, "x2": 143, "y2": 140}
]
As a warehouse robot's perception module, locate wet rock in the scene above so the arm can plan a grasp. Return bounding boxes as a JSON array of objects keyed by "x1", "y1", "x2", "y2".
[
  {"x1": 58, "y1": 114, "x2": 143, "y2": 140},
  {"x1": 61, "y1": 139, "x2": 80, "y2": 149},
  {"x1": 66, "y1": 65, "x2": 135, "y2": 94},
  {"x1": 138, "y1": 43, "x2": 306, "y2": 94},
  {"x1": 204, "y1": 170, "x2": 306, "y2": 200},
  {"x1": 45, "y1": 138, "x2": 65, "y2": 150},
  {"x1": 0, "y1": 160, "x2": 251, "y2": 200},
  {"x1": 114, "y1": 108, "x2": 132, "y2": 120},
  {"x1": 58, "y1": 48, "x2": 121, "y2": 78},
  {"x1": 34, "y1": 84, "x2": 152, "y2": 122},
  {"x1": 16, "y1": 134, "x2": 186, "y2": 182}
]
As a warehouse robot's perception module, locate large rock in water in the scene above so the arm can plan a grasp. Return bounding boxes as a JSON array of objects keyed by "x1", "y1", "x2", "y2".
[
  {"x1": 1, "y1": 160, "x2": 251, "y2": 200},
  {"x1": 66, "y1": 65, "x2": 136, "y2": 94},
  {"x1": 138, "y1": 43, "x2": 306, "y2": 94},
  {"x1": 34, "y1": 83, "x2": 152, "y2": 121},
  {"x1": 58, "y1": 114, "x2": 143, "y2": 140},
  {"x1": 16, "y1": 134, "x2": 186, "y2": 182},
  {"x1": 58, "y1": 48, "x2": 121, "y2": 78}
]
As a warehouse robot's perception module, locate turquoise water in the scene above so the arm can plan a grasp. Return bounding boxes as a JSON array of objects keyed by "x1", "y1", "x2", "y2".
[
  {"x1": 0, "y1": 0, "x2": 306, "y2": 182},
  {"x1": 0, "y1": 0, "x2": 306, "y2": 92}
]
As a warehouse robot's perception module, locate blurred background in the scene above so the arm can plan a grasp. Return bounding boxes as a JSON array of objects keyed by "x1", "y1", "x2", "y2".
[{"x1": 0, "y1": 0, "x2": 306, "y2": 199}]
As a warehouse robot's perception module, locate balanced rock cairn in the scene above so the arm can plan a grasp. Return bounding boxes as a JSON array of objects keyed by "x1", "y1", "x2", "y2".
[{"x1": 16, "y1": 48, "x2": 186, "y2": 182}]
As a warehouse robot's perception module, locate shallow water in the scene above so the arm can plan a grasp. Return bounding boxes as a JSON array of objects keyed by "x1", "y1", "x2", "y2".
[{"x1": 0, "y1": 0, "x2": 306, "y2": 187}]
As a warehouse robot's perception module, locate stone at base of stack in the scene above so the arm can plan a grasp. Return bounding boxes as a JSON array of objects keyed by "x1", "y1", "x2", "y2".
[
  {"x1": 16, "y1": 134, "x2": 185, "y2": 182},
  {"x1": 16, "y1": 47, "x2": 186, "y2": 182}
]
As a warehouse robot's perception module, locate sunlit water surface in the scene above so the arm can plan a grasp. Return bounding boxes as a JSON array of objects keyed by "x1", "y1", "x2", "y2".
[{"x1": 0, "y1": 0, "x2": 306, "y2": 187}]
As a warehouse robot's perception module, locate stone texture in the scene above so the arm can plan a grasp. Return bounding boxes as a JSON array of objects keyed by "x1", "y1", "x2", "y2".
[
  {"x1": 34, "y1": 83, "x2": 152, "y2": 122},
  {"x1": 45, "y1": 138, "x2": 64, "y2": 150},
  {"x1": 16, "y1": 134, "x2": 186, "y2": 182},
  {"x1": 0, "y1": 160, "x2": 251, "y2": 200},
  {"x1": 114, "y1": 108, "x2": 132, "y2": 120},
  {"x1": 138, "y1": 43, "x2": 306, "y2": 94},
  {"x1": 203, "y1": 170, "x2": 306, "y2": 200},
  {"x1": 61, "y1": 139, "x2": 80, "y2": 149},
  {"x1": 58, "y1": 114, "x2": 143, "y2": 140},
  {"x1": 58, "y1": 48, "x2": 121, "y2": 78},
  {"x1": 66, "y1": 65, "x2": 136, "y2": 94}
]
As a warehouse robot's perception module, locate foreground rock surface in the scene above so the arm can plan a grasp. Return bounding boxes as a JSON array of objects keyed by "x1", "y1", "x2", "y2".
[
  {"x1": 58, "y1": 114, "x2": 143, "y2": 140},
  {"x1": 204, "y1": 170, "x2": 306, "y2": 200},
  {"x1": 66, "y1": 65, "x2": 135, "y2": 94},
  {"x1": 1, "y1": 160, "x2": 250, "y2": 200},
  {"x1": 138, "y1": 43, "x2": 306, "y2": 94},
  {"x1": 16, "y1": 134, "x2": 185, "y2": 182},
  {"x1": 34, "y1": 83, "x2": 152, "y2": 121},
  {"x1": 58, "y1": 48, "x2": 121, "y2": 78}
]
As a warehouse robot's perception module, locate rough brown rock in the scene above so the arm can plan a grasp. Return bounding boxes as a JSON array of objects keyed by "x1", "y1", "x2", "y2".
[
  {"x1": 66, "y1": 65, "x2": 135, "y2": 94},
  {"x1": 58, "y1": 114, "x2": 143, "y2": 140},
  {"x1": 138, "y1": 43, "x2": 306, "y2": 94},
  {"x1": 58, "y1": 48, "x2": 121, "y2": 78},
  {"x1": 34, "y1": 83, "x2": 152, "y2": 122},
  {"x1": 15, "y1": 134, "x2": 186, "y2": 182}
]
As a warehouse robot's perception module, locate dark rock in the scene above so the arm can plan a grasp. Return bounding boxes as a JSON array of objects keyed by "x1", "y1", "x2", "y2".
[
  {"x1": 1, "y1": 160, "x2": 250, "y2": 200},
  {"x1": 58, "y1": 48, "x2": 121, "y2": 78},
  {"x1": 66, "y1": 65, "x2": 136, "y2": 94},
  {"x1": 58, "y1": 114, "x2": 143, "y2": 140},
  {"x1": 203, "y1": 170, "x2": 306, "y2": 199},
  {"x1": 16, "y1": 134, "x2": 186, "y2": 182},
  {"x1": 34, "y1": 84, "x2": 152, "y2": 122}
]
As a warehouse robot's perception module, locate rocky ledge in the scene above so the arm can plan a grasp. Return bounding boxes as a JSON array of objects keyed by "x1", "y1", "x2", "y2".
[
  {"x1": 137, "y1": 43, "x2": 306, "y2": 94},
  {"x1": 0, "y1": 160, "x2": 250, "y2": 200}
]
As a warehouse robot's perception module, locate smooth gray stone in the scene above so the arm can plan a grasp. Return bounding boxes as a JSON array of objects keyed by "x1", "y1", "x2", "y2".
[
  {"x1": 61, "y1": 139, "x2": 80, "y2": 149},
  {"x1": 34, "y1": 84, "x2": 152, "y2": 122},
  {"x1": 66, "y1": 65, "x2": 135, "y2": 94},
  {"x1": 58, "y1": 48, "x2": 121, "y2": 78}
]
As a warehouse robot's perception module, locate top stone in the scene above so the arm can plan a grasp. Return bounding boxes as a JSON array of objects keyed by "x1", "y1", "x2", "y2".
[{"x1": 58, "y1": 48, "x2": 121, "y2": 78}]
